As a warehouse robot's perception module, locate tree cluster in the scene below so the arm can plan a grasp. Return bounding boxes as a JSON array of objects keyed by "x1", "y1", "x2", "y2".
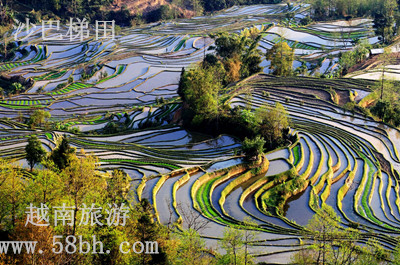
[
  {"x1": 371, "y1": 100, "x2": 400, "y2": 126},
  {"x1": 292, "y1": 205, "x2": 400, "y2": 265},
  {"x1": 178, "y1": 28, "x2": 264, "y2": 126},
  {"x1": 4, "y1": 137, "x2": 216, "y2": 264},
  {"x1": 6, "y1": 137, "x2": 269, "y2": 265},
  {"x1": 338, "y1": 40, "x2": 371, "y2": 76},
  {"x1": 178, "y1": 31, "x2": 295, "y2": 160}
]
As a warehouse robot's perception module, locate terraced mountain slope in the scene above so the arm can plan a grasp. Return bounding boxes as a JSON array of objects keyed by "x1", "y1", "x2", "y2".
[{"x1": 1, "y1": 3, "x2": 399, "y2": 263}]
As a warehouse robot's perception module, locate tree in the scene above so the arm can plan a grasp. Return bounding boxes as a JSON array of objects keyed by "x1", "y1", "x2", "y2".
[
  {"x1": 241, "y1": 136, "x2": 265, "y2": 161},
  {"x1": 26, "y1": 166, "x2": 63, "y2": 205},
  {"x1": 242, "y1": 217, "x2": 259, "y2": 265},
  {"x1": 70, "y1": 0, "x2": 83, "y2": 17},
  {"x1": 190, "y1": 0, "x2": 203, "y2": 16},
  {"x1": 390, "y1": 242, "x2": 400, "y2": 265},
  {"x1": 224, "y1": 56, "x2": 242, "y2": 83},
  {"x1": 256, "y1": 102, "x2": 290, "y2": 145},
  {"x1": 353, "y1": 40, "x2": 371, "y2": 63},
  {"x1": 0, "y1": 25, "x2": 12, "y2": 60},
  {"x1": 10, "y1": 221, "x2": 62, "y2": 265},
  {"x1": 11, "y1": 82, "x2": 22, "y2": 94},
  {"x1": 211, "y1": 31, "x2": 263, "y2": 80},
  {"x1": 305, "y1": 205, "x2": 341, "y2": 264},
  {"x1": 355, "y1": 238, "x2": 389, "y2": 265},
  {"x1": 177, "y1": 67, "x2": 186, "y2": 100},
  {"x1": 378, "y1": 47, "x2": 395, "y2": 100},
  {"x1": 371, "y1": 100, "x2": 400, "y2": 126},
  {"x1": 339, "y1": 40, "x2": 371, "y2": 76},
  {"x1": 28, "y1": 109, "x2": 51, "y2": 128},
  {"x1": 179, "y1": 64, "x2": 224, "y2": 125},
  {"x1": 311, "y1": 0, "x2": 328, "y2": 20},
  {"x1": 202, "y1": 0, "x2": 226, "y2": 12},
  {"x1": 61, "y1": 150, "x2": 105, "y2": 235},
  {"x1": 293, "y1": 205, "x2": 361, "y2": 265},
  {"x1": 219, "y1": 226, "x2": 244, "y2": 265},
  {"x1": 106, "y1": 169, "x2": 131, "y2": 204},
  {"x1": 372, "y1": 0, "x2": 397, "y2": 44},
  {"x1": 177, "y1": 202, "x2": 210, "y2": 232},
  {"x1": 130, "y1": 199, "x2": 168, "y2": 265},
  {"x1": 266, "y1": 42, "x2": 294, "y2": 76},
  {"x1": 0, "y1": 160, "x2": 26, "y2": 229},
  {"x1": 172, "y1": 0, "x2": 183, "y2": 18},
  {"x1": 174, "y1": 229, "x2": 213, "y2": 265},
  {"x1": 49, "y1": 135, "x2": 75, "y2": 170},
  {"x1": 25, "y1": 135, "x2": 46, "y2": 171}
]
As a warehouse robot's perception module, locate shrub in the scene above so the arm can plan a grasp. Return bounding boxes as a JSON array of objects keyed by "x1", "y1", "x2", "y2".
[{"x1": 241, "y1": 136, "x2": 265, "y2": 161}]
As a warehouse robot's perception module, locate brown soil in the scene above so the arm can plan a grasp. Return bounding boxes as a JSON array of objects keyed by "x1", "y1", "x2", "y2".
[
  {"x1": 336, "y1": 90, "x2": 350, "y2": 105},
  {"x1": 278, "y1": 86, "x2": 332, "y2": 101},
  {"x1": 109, "y1": 0, "x2": 195, "y2": 18},
  {"x1": 374, "y1": 151, "x2": 393, "y2": 178},
  {"x1": 348, "y1": 52, "x2": 400, "y2": 74}
]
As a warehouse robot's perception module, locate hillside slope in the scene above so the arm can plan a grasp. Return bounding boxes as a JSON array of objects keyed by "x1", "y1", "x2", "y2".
[{"x1": 110, "y1": 0, "x2": 195, "y2": 17}]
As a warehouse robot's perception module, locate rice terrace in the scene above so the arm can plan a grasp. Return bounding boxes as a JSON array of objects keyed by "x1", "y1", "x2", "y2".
[{"x1": 1, "y1": 0, "x2": 400, "y2": 264}]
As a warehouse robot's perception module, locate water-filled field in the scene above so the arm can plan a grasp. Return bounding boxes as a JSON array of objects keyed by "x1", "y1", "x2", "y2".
[{"x1": 1, "y1": 3, "x2": 398, "y2": 263}]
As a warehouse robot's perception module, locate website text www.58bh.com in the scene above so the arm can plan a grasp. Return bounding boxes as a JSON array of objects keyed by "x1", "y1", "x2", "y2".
[{"x1": 0, "y1": 235, "x2": 159, "y2": 255}]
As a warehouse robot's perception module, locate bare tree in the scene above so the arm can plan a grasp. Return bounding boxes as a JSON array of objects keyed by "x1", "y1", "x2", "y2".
[{"x1": 177, "y1": 202, "x2": 211, "y2": 232}]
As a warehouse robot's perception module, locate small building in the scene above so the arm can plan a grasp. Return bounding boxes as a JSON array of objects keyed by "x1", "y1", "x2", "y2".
[{"x1": 370, "y1": 48, "x2": 384, "y2": 56}]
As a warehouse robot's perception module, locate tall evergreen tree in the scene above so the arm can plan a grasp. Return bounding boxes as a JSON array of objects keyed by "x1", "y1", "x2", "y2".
[
  {"x1": 49, "y1": 135, "x2": 75, "y2": 170},
  {"x1": 372, "y1": 0, "x2": 398, "y2": 44},
  {"x1": 25, "y1": 135, "x2": 46, "y2": 172}
]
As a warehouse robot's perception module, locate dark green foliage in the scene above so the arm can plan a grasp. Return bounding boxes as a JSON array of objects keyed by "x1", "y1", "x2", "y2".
[
  {"x1": 177, "y1": 67, "x2": 186, "y2": 100},
  {"x1": 134, "y1": 199, "x2": 168, "y2": 265},
  {"x1": 202, "y1": 0, "x2": 227, "y2": 12},
  {"x1": 212, "y1": 32, "x2": 245, "y2": 59},
  {"x1": 338, "y1": 41, "x2": 371, "y2": 76},
  {"x1": 49, "y1": 135, "x2": 75, "y2": 170},
  {"x1": 178, "y1": 64, "x2": 223, "y2": 125},
  {"x1": 25, "y1": 135, "x2": 46, "y2": 171},
  {"x1": 179, "y1": 30, "x2": 292, "y2": 152},
  {"x1": 0, "y1": 78, "x2": 27, "y2": 97},
  {"x1": 210, "y1": 31, "x2": 263, "y2": 82},
  {"x1": 372, "y1": 0, "x2": 397, "y2": 44},
  {"x1": 146, "y1": 5, "x2": 175, "y2": 22},
  {"x1": 300, "y1": 15, "x2": 313, "y2": 26},
  {"x1": 28, "y1": 109, "x2": 51, "y2": 129},
  {"x1": 241, "y1": 136, "x2": 266, "y2": 161},
  {"x1": 0, "y1": 5, "x2": 13, "y2": 26},
  {"x1": 103, "y1": 121, "x2": 122, "y2": 134},
  {"x1": 203, "y1": 54, "x2": 219, "y2": 67},
  {"x1": 309, "y1": 0, "x2": 398, "y2": 30},
  {"x1": 371, "y1": 100, "x2": 389, "y2": 120},
  {"x1": 371, "y1": 100, "x2": 400, "y2": 126},
  {"x1": 263, "y1": 169, "x2": 300, "y2": 214}
]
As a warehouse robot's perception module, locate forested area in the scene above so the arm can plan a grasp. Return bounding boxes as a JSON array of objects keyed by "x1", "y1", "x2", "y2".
[
  {"x1": 178, "y1": 27, "x2": 297, "y2": 159},
  {"x1": 2, "y1": 138, "x2": 400, "y2": 264}
]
